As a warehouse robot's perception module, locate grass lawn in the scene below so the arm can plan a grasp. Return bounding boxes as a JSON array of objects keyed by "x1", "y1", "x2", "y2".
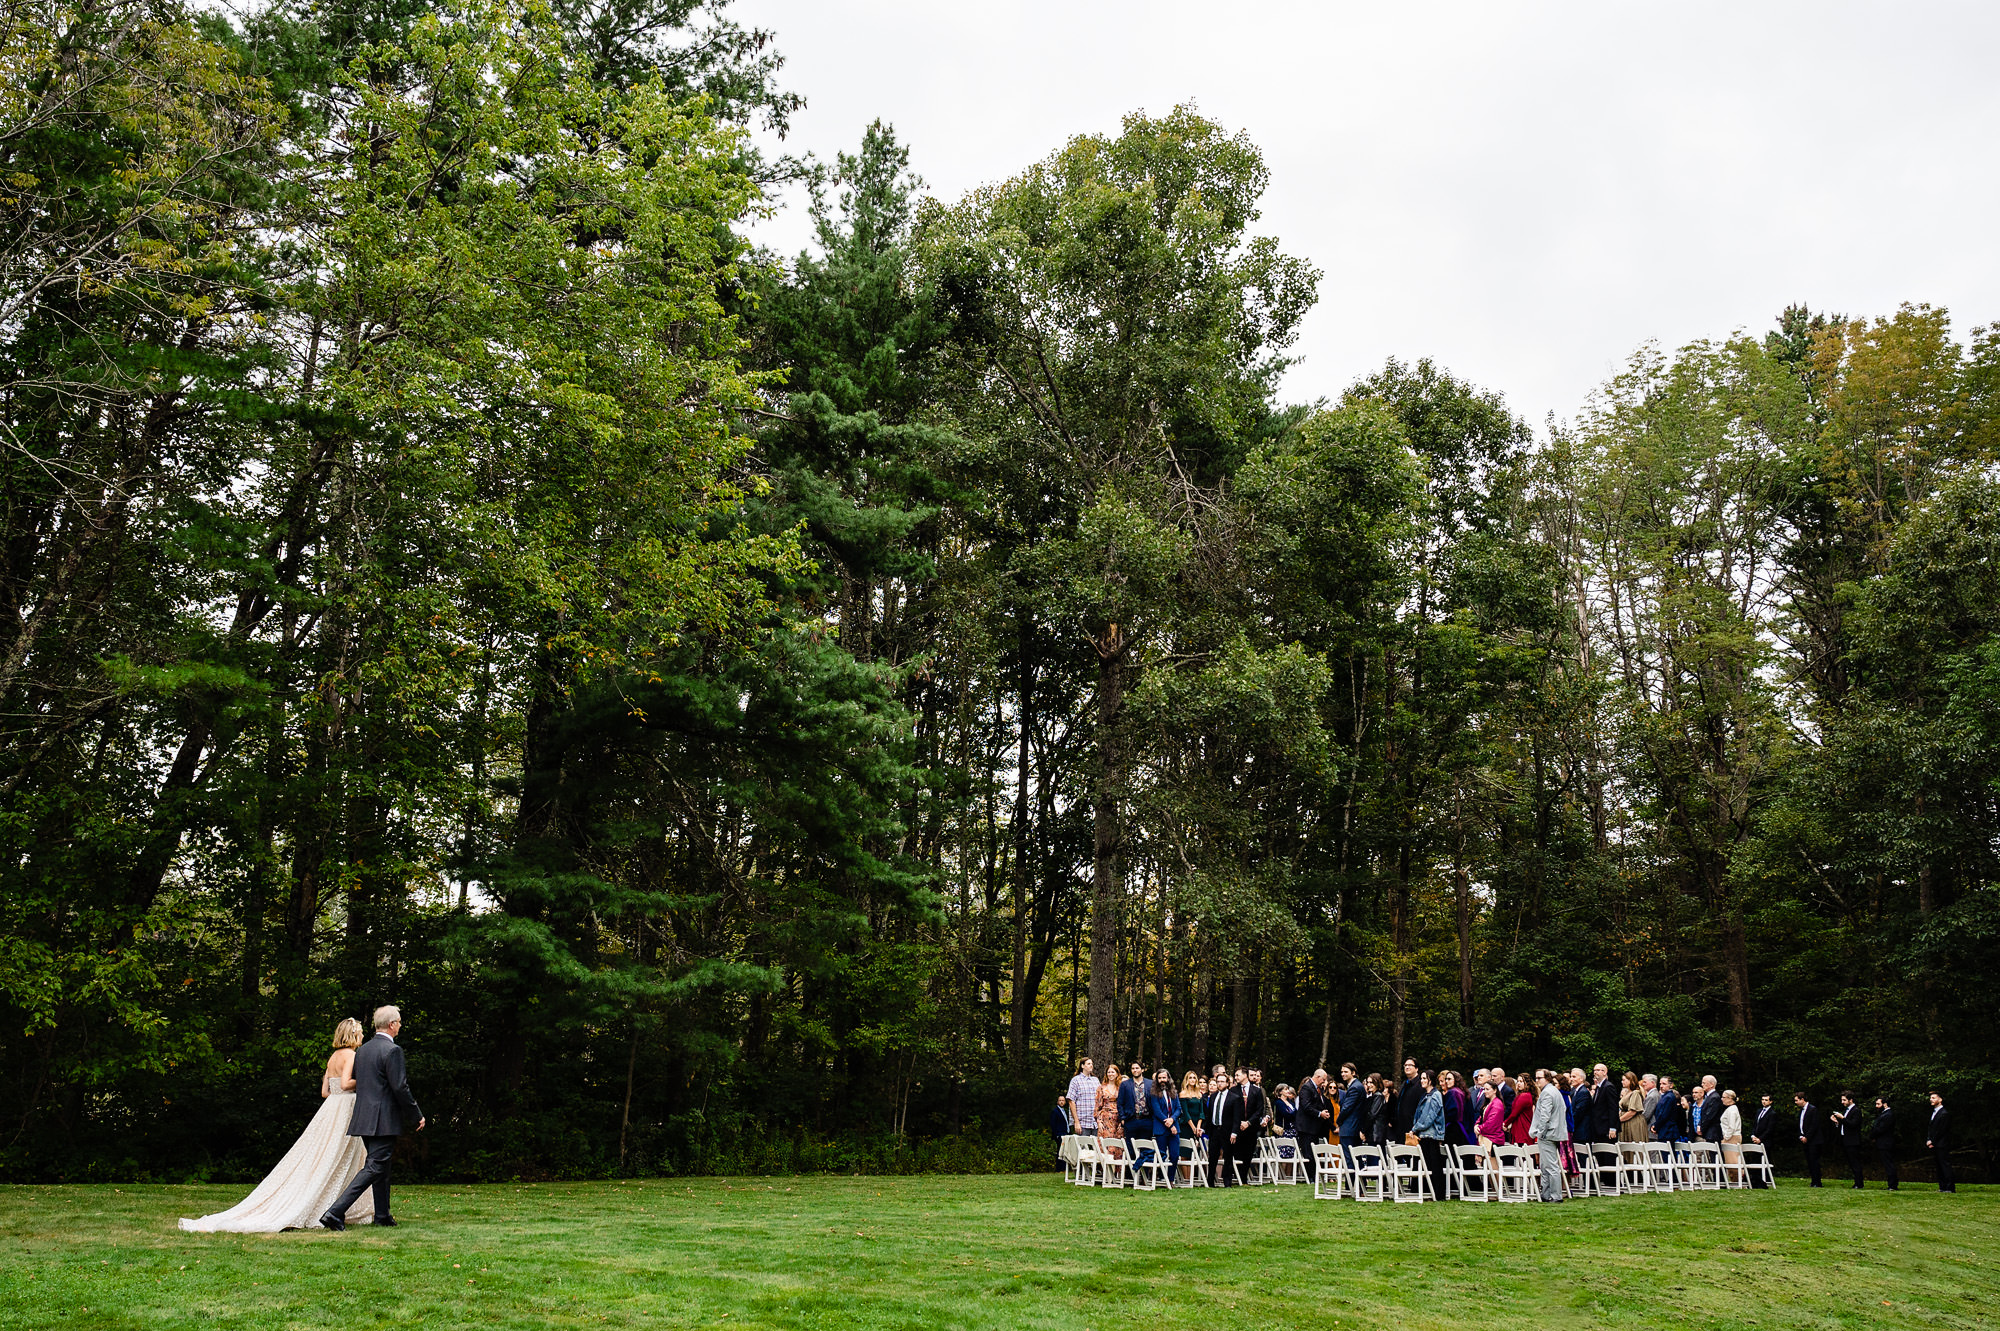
[{"x1": 0, "y1": 1173, "x2": 1990, "y2": 1330}]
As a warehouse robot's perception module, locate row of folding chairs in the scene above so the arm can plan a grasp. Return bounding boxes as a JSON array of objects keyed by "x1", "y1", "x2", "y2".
[
  {"x1": 1060, "y1": 1134, "x2": 1311, "y2": 1189},
  {"x1": 1306, "y1": 1139, "x2": 1775, "y2": 1202}
]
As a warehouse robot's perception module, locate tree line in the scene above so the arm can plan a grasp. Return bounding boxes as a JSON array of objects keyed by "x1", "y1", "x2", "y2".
[{"x1": 3, "y1": 0, "x2": 1996, "y2": 1182}]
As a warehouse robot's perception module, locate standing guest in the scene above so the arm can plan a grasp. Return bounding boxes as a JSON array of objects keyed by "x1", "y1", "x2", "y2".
[
  {"x1": 1925, "y1": 1092, "x2": 1954, "y2": 1192},
  {"x1": 1362, "y1": 1073, "x2": 1388, "y2": 1147},
  {"x1": 1337, "y1": 1064, "x2": 1364, "y2": 1163},
  {"x1": 1152, "y1": 1070, "x2": 1181, "y2": 1183},
  {"x1": 1652, "y1": 1075, "x2": 1684, "y2": 1145},
  {"x1": 1567, "y1": 1069, "x2": 1593, "y2": 1177},
  {"x1": 1393, "y1": 1058, "x2": 1422, "y2": 1141},
  {"x1": 1491, "y1": 1066, "x2": 1515, "y2": 1113},
  {"x1": 1442, "y1": 1071, "x2": 1472, "y2": 1147},
  {"x1": 1120, "y1": 1055, "x2": 1168, "y2": 1159},
  {"x1": 1531, "y1": 1069, "x2": 1569, "y2": 1201},
  {"x1": 1470, "y1": 1069, "x2": 1491, "y2": 1123},
  {"x1": 1719, "y1": 1090, "x2": 1745, "y2": 1185},
  {"x1": 1592, "y1": 1064, "x2": 1620, "y2": 1144},
  {"x1": 1617, "y1": 1071, "x2": 1647, "y2": 1143},
  {"x1": 1794, "y1": 1091, "x2": 1824, "y2": 1186},
  {"x1": 1177, "y1": 1071, "x2": 1207, "y2": 1155},
  {"x1": 1699, "y1": 1082, "x2": 1724, "y2": 1145},
  {"x1": 1871, "y1": 1095, "x2": 1898, "y2": 1190},
  {"x1": 1478, "y1": 1078, "x2": 1508, "y2": 1147},
  {"x1": 1249, "y1": 1068, "x2": 1273, "y2": 1136},
  {"x1": 1232, "y1": 1069, "x2": 1266, "y2": 1185},
  {"x1": 1687, "y1": 1084, "x2": 1706, "y2": 1146},
  {"x1": 1274, "y1": 1083, "x2": 1299, "y2": 1135},
  {"x1": 1640, "y1": 1074, "x2": 1661, "y2": 1136},
  {"x1": 1750, "y1": 1092, "x2": 1777, "y2": 1187},
  {"x1": 1096, "y1": 1066, "x2": 1124, "y2": 1160},
  {"x1": 1296, "y1": 1069, "x2": 1332, "y2": 1180},
  {"x1": 1505, "y1": 1076, "x2": 1535, "y2": 1144},
  {"x1": 1065, "y1": 1057, "x2": 1099, "y2": 1138},
  {"x1": 1828, "y1": 1092, "x2": 1866, "y2": 1188},
  {"x1": 1209, "y1": 1074, "x2": 1239, "y2": 1186},
  {"x1": 1048, "y1": 1093, "x2": 1073, "y2": 1146},
  {"x1": 1413, "y1": 1070, "x2": 1448, "y2": 1200}
]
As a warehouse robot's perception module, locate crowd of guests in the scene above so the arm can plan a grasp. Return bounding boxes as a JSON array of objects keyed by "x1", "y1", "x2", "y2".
[{"x1": 1052, "y1": 1057, "x2": 1961, "y2": 1198}]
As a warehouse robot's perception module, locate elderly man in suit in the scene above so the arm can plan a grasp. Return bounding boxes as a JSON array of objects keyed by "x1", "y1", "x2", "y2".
[
  {"x1": 321, "y1": 1005, "x2": 424, "y2": 1231},
  {"x1": 1296, "y1": 1068, "x2": 1333, "y2": 1181},
  {"x1": 1926, "y1": 1092, "x2": 1954, "y2": 1192},
  {"x1": 1531, "y1": 1069, "x2": 1569, "y2": 1201}
]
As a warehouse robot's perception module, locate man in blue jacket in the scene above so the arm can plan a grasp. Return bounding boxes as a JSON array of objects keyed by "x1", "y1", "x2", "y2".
[{"x1": 1118, "y1": 1061, "x2": 1156, "y2": 1176}]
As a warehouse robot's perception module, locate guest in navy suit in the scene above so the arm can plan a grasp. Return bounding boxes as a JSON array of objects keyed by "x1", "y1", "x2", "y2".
[{"x1": 1047, "y1": 1094, "x2": 1072, "y2": 1144}]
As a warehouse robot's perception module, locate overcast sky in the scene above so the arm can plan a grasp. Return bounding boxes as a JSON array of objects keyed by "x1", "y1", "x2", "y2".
[{"x1": 734, "y1": 0, "x2": 2000, "y2": 432}]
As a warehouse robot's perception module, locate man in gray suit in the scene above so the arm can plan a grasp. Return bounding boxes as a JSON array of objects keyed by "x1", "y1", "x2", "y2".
[
  {"x1": 1531, "y1": 1068, "x2": 1570, "y2": 1202},
  {"x1": 321, "y1": 1005, "x2": 425, "y2": 1230}
]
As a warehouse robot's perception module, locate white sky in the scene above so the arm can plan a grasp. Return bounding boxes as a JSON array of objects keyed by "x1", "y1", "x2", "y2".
[{"x1": 736, "y1": 0, "x2": 2000, "y2": 431}]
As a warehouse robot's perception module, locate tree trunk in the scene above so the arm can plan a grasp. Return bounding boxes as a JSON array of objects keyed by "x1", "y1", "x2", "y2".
[
  {"x1": 1085, "y1": 633, "x2": 1127, "y2": 1068},
  {"x1": 1009, "y1": 620, "x2": 1033, "y2": 1070}
]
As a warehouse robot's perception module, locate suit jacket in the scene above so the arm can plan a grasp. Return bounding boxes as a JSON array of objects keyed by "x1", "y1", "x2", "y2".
[
  {"x1": 1394, "y1": 1077, "x2": 1421, "y2": 1134},
  {"x1": 1297, "y1": 1079, "x2": 1331, "y2": 1136},
  {"x1": 1211, "y1": 1087, "x2": 1240, "y2": 1139},
  {"x1": 1570, "y1": 1084, "x2": 1595, "y2": 1142},
  {"x1": 1830, "y1": 1102, "x2": 1866, "y2": 1142},
  {"x1": 1592, "y1": 1079, "x2": 1620, "y2": 1140},
  {"x1": 1117, "y1": 1076, "x2": 1154, "y2": 1128},
  {"x1": 1651, "y1": 1092, "x2": 1684, "y2": 1141},
  {"x1": 347, "y1": 1032, "x2": 422, "y2": 1137},
  {"x1": 1796, "y1": 1103, "x2": 1824, "y2": 1145},
  {"x1": 1752, "y1": 1105, "x2": 1778, "y2": 1144},
  {"x1": 1699, "y1": 1094, "x2": 1724, "y2": 1143},
  {"x1": 1531, "y1": 1083, "x2": 1570, "y2": 1142},
  {"x1": 1048, "y1": 1105, "x2": 1072, "y2": 1138},
  {"x1": 1337, "y1": 1079, "x2": 1364, "y2": 1140},
  {"x1": 1871, "y1": 1106, "x2": 1896, "y2": 1146},
  {"x1": 1926, "y1": 1105, "x2": 1951, "y2": 1149},
  {"x1": 1241, "y1": 1083, "x2": 1269, "y2": 1135}
]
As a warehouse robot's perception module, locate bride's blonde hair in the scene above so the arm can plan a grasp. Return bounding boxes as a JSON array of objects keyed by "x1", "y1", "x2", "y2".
[{"x1": 332, "y1": 1018, "x2": 365, "y2": 1050}]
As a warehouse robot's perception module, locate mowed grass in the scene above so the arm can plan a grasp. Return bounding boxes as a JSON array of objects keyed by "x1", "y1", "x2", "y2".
[{"x1": 0, "y1": 1174, "x2": 1992, "y2": 1330}]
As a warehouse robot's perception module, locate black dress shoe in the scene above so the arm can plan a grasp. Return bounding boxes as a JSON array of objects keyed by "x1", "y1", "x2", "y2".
[
  {"x1": 373, "y1": 1217, "x2": 397, "y2": 1227},
  {"x1": 319, "y1": 1213, "x2": 345, "y2": 1232}
]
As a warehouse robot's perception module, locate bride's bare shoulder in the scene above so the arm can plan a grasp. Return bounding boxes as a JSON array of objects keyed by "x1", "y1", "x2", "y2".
[{"x1": 328, "y1": 1047, "x2": 356, "y2": 1071}]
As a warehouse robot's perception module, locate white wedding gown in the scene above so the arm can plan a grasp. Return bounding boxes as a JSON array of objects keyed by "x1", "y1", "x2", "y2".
[{"x1": 179, "y1": 1074, "x2": 374, "y2": 1231}]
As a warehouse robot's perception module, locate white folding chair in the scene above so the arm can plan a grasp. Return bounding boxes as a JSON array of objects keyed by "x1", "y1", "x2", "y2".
[
  {"x1": 1071, "y1": 1136, "x2": 1102, "y2": 1186},
  {"x1": 1739, "y1": 1143, "x2": 1772, "y2": 1189},
  {"x1": 1719, "y1": 1144, "x2": 1749, "y2": 1189},
  {"x1": 1349, "y1": 1145, "x2": 1388, "y2": 1201},
  {"x1": 1312, "y1": 1142, "x2": 1347, "y2": 1199},
  {"x1": 1440, "y1": 1142, "x2": 1465, "y2": 1199},
  {"x1": 1274, "y1": 1136, "x2": 1307, "y2": 1185},
  {"x1": 1688, "y1": 1141, "x2": 1723, "y2": 1190},
  {"x1": 1643, "y1": 1142, "x2": 1678, "y2": 1192},
  {"x1": 1059, "y1": 1134, "x2": 1082, "y2": 1183},
  {"x1": 1493, "y1": 1147, "x2": 1535, "y2": 1202},
  {"x1": 1387, "y1": 1144, "x2": 1434, "y2": 1202},
  {"x1": 1095, "y1": 1137, "x2": 1133, "y2": 1188},
  {"x1": 1453, "y1": 1144, "x2": 1496, "y2": 1200},
  {"x1": 1581, "y1": 1142, "x2": 1621, "y2": 1196},
  {"x1": 1178, "y1": 1137, "x2": 1210, "y2": 1187},
  {"x1": 1131, "y1": 1139, "x2": 1173, "y2": 1190},
  {"x1": 1617, "y1": 1142, "x2": 1650, "y2": 1194}
]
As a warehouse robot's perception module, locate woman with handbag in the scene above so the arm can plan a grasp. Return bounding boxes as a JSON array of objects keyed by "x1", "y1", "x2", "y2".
[{"x1": 1412, "y1": 1070, "x2": 1448, "y2": 1200}]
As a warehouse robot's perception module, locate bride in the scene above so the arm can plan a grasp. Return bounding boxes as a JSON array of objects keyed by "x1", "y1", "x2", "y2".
[{"x1": 179, "y1": 1018, "x2": 375, "y2": 1232}]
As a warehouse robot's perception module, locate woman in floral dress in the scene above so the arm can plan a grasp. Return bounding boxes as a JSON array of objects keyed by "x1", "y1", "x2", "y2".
[{"x1": 1096, "y1": 1065, "x2": 1124, "y2": 1158}]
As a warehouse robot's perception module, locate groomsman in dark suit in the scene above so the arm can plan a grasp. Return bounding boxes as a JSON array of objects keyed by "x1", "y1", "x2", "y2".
[
  {"x1": 1749, "y1": 1093, "x2": 1778, "y2": 1188},
  {"x1": 1794, "y1": 1092, "x2": 1825, "y2": 1186},
  {"x1": 1210, "y1": 1075, "x2": 1242, "y2": 1186},
  {"x1": 1047, "y1": 1094, "x2": 1073, "y2": 1144},
  {"x1": 1233, "y1": 1070, "x2": 1268, "y2": 1183},
  {"x1": 1925, "y1": 1092, "x2": 1954, "y2": 1192},
  {"x1": 1871, "y1": 1095, "x2": 1898, "y2": 1190},
  {"x1": 1827, "y1": 1092, "x2": 1866, "y2": 1188}
]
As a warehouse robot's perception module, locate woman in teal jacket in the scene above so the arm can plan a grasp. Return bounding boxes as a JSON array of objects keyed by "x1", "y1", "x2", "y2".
[{"x1": 1413, "y1": 1070, "x2": 1448, "y2": 1199}]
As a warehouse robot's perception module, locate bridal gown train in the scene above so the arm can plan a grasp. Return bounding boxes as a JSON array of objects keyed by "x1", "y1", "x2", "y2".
[{"x1": 179, "y1": 1074, "x2": 375, "y2": 1232}]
